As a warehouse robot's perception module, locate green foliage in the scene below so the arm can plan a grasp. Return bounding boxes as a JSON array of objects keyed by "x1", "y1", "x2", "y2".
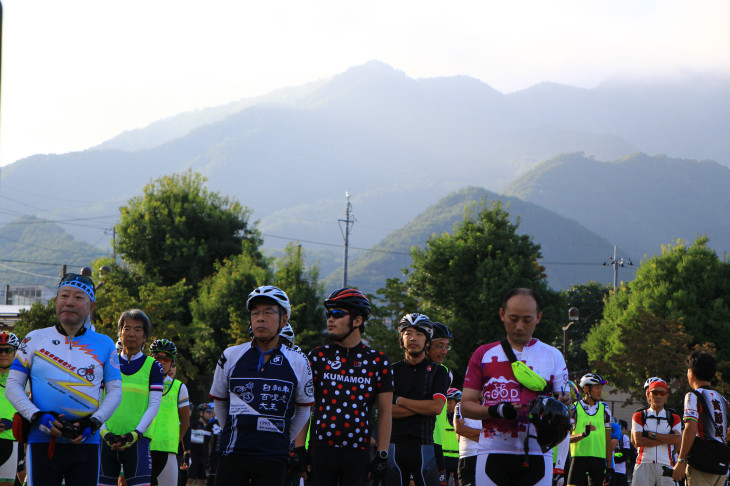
[
  {"x1": 387, "y1": 198, "x2": 563, "y2": 383},
  {"x1": 12, "y1": 299, "x2": 58, "y2": 338},
  {"x1": 115, "y1": 170, "x2": 261, "y2": 288},
  {"x1": 365, "y1": 278, "x2": 420, "y2": 364},
  {"x1": 584, "y1": 237, "x2": 730, "y2": 396},
  {"x1": 0, "y1": 216, "x2": 106, "y2": 287},
  {"x1": 272, "y1": 243, "x2": 327, "y2": 354},
  {"x1": 190, "y1": 252, "x2": 270, "y2": 382},
  {"x1": 558, "y1": 282, "x2": 611, "y2": 378}
]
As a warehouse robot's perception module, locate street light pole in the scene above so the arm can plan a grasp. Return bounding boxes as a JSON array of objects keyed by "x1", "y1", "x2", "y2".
[{"x1": 562, "y1": 307, "x2": 580, "y2": 359}]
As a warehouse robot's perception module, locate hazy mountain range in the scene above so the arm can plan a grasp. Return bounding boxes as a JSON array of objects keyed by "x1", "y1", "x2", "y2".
[{"x1": 1, "y1": 61, "x2": 727, "y2": 293}]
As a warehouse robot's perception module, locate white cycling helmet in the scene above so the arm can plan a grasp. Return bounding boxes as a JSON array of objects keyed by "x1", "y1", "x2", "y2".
[
  {"x1": 579, "y1": 373, "x2": 607, "y2": 387},
  {"x1": 280, "y1": 323, "x2": 295, "y2": 343},
  {"x1": 246, "y1": 285, "x2": 291, "y2": 319},
  {"x1": 643, "y1": 377, "x2": 662, "y2": 390},
  {"x1": 398, "y1": 313, "x2": 434, "y2": 339}
]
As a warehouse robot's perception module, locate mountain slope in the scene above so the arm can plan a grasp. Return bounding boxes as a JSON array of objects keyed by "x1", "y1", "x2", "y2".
[
  {"x1": 327, "y1": 186, "x2": 630, "y2": 293},
  {"x1": 502, "y1": 152, "x2": 730, "y2": 258}
]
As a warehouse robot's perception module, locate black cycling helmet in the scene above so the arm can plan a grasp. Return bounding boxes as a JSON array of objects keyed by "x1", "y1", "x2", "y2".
[
  {"x1": 431, "y1": 322, "x2": 453, "y2": 340},
  {"x1": 324, "y1": 288, "x2": 371, "y2": 320},
  {"x1": 150, "y1": 339, "x2": 177, "y2": 359},
  {"x1": 528, "y1": 396, "x2": 571, "y2": 452}
]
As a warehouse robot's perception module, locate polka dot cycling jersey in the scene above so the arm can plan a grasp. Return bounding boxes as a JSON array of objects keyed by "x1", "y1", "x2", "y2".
[{"x1": 308, "y1": 342, "x2": 393, "y2": 449}]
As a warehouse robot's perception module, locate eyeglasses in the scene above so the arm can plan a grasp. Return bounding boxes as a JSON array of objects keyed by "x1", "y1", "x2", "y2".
[
  {"x1": 649, "y1": 390, "x2": 667, "y2": 396},
  {"x1": 250, "y1": 309, "x2": 282, "y2": 318},
  {"x1": 152, "y1": 353, "x2": 173, "y2": 363},
  {"x1": 326, "y1": 309, "x2": 350, "y2": 319},
  {"x1": 431, "y1": 343, "x2": 452, "y2": 351},
  {"x1": 0, "y1": 348, "x2": 15, "y2": 354}
]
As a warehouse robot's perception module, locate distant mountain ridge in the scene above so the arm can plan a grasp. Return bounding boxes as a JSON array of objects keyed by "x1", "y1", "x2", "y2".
[
  {"x1": 1, "y1": 61, "x2": 728, "y2": 293},
  {"x1": 502, "y1": 152, "x2": 730, "y2": 259}
]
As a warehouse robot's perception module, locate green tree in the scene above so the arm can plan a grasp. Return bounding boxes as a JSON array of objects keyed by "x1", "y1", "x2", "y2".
[
  {"x1": 366, "y1": 277, "x2": 421, "y2": 367},
  {"x1": 584, "y1": 237, "x2": 730, "y2": 394},
  {"x1": 406, "y1": 199, "x2": 563, "y2": 383},
  {"x1": 115, "y1": 170, "x2": 262, "y2": 288},
  {"x1": 272, "y1": 243, "x2": 326, "y2": 354},
  {"x1": 12, "y1": 300, "x2": 57, "y2": 339},
  {"x1": 190, "y1": 252, "x2": 270, "y2": 384},
  {"x1": 559, "y1": 282, "x2": 610, "y2": 378}
]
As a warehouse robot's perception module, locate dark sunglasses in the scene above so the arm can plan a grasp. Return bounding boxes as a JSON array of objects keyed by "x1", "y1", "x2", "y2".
[
  {"x1": 649, "y1": 390, "x2": 667, "y2": 396},
  {"x1": 326, "y1": 309, "x2": 350, "y2": 319},
  {"x1": 152, "y1": 353, "x2": 173, "y2": 363},
  {"x1": 0, "y1": 348, "x2": 15, "y2": 354}
]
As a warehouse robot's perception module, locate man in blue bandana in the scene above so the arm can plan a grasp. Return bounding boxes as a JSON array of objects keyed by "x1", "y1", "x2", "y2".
[{"x1": 6, "y1": 273, "x2": 122, "y2": 486}]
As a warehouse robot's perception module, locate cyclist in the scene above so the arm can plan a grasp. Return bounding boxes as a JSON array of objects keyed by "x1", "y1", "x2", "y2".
[
  {"x1": 442, "y1": 388, "x2": 461, "y2": 485},
  {"x1": 6, "y1": 273, "x2": 122, "y2": 486},
  {"x1": 209, "y1": 285, "x2": 313, "y2": 485},
  {"x1": 428, "y1": 322, "x2": 453, "y2": 485},
  {"x1": 461, "y1": 288, "x2": 568, "y2": 486},
  {"x1": 147, "y1": 339, "x2": 190, "y2": 486},
  {"x1": 296, "y1": 288, "x2": 393, "y2": 486},
  {"x1": 188, "y1": 403, "x2": 212, "y2": 486},
  {"x1": 453, "y1": 392, "x2": 481, "y2": 486},
  {"x1": 0, "y1": 332, "x2": 20, "y2": 484},
  {"x1": 387, "y1": 313, "x2": 450, "y2": 486},
  {"x1": 567, "y1": 373, "x2": 613, "y2": 486},
  {"x1": 99, "y1": 309, "x2": 165, "y2": 486}
]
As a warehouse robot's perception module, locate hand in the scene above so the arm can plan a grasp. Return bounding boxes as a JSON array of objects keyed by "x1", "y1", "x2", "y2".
[
  {"x1": 368, "y1": 453, "x2": 388, "y2": 481},
  {"x1": 672, "y1": 462, "x2": 687, "y2": 482},
  {"x1": 603, "y1": 467, "x2": 613, "y2": 486},
  {"x1": 488, "y1": 402, "x2": 517, "y2": 420},
  {"x1": 100, "y1": 429, "x2": 121, "y2": 447},
  {"x1": 70, "y1": 416, "x2": 102, "y2": 443},
  {"x1": 33, "y1": 412, "x2": 62, "y2": 437},
  {"x1": 0, "y1": 419, "x2": 12, "y2": 432},
  {"x1": 115, "y1": 430, "x2": 140, "y2": 450},
  {"x1": 289, "y1": 446, "x2": 308, "y2": 474},
  {"x1": 583, "y1": 423, "x2": 596, "y2": 437}
]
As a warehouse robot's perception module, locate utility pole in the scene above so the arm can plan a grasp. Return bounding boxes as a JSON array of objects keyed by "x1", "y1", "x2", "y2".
[
  {"x1": 603, "y1": 245, "x2": 633, "y2": 291},
  {"x1": 338, "y1": 193, "x2": 355, "y2": 287}
]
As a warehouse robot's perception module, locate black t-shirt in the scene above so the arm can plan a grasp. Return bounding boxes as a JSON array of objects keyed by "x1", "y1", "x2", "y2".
[
  {"x1": 308, "y1": 342, "x2": 393, "y2": 449},
  {"x1": 391, "y1": 358, "x2": 450, "y2": 445}
]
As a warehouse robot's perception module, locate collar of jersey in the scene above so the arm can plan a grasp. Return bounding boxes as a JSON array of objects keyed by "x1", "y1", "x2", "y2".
[{"x1": 55, "y1": 322, "x2": 88, "y2": 337}]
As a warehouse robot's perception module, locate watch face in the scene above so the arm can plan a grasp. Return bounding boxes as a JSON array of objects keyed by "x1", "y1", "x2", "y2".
[{"x1": 378, "y1": 450, "x2": 388, "y2": 459}]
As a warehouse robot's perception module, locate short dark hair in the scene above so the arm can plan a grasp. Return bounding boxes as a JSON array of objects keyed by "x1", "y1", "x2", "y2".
[
  {"x1": 501, "y1": 288, "x2": 542, "y2": 313},
  {"x1": 618, "y1": 419, "x2": 628, "y2": 430},
  {"x1": 117, "y1": 309, "x2": 152, "y2": 338},
  {"x1": 686, "y1": 350, "x2": 716, "y2": 382}
]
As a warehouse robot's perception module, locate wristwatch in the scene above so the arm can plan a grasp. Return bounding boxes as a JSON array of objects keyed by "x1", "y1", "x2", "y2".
[
  {"x1": 678, "y1": 458, "x2": 688, "y2": 464},
  {"x1": 377, "y1": 450, "x2": 388, "y2": 459},
  {"x1": 651, "y1": 432, "x2": 657, "y2": 439}
]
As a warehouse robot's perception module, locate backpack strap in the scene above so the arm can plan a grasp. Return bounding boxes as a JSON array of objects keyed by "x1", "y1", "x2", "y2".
[{"x1": 500, "y1": 339, "x2": 517, "y2": 363}]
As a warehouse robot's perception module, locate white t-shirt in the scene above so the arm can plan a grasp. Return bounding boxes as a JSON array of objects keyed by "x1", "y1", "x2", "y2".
[{"x1": 454, "y1": 403, "x2": 481, "y2": 458}]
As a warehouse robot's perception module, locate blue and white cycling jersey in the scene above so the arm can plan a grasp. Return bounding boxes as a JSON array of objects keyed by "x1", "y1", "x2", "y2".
[
  {"x1": 209, "y1": 342, "x2": 313, "y2": 460},
  {"x1": 11, "y1": 324, "x2": 121, "y2": 444}
]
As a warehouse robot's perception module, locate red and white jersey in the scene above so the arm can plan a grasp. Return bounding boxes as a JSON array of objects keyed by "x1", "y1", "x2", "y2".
[
  {"x1": 463, "y1": 338, "x2": 567, "y2": 456},
  {"x1": 631, "y1": 407, "x2": 681, "y2": 465}
]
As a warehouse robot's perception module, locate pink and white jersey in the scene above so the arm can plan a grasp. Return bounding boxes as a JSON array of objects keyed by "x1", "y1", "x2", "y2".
[{"x1": 463, "y1": 338, "x2": 567, "y2": 456}]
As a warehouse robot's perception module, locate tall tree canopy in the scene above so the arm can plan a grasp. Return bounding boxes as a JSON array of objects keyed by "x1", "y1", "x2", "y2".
[
  {"x1": 115, "y1": 170, "x2": 261, "y2": 288},
  {"x1": 584, "y1": 237, "x2": 730, "y2": 398},
  {"x1": 379, "y1": 199, "x2": 563, "y2": 383}
]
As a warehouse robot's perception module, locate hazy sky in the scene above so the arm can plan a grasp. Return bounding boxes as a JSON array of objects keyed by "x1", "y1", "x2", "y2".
[{"x1": 1, "y1": 0, "x2": 728, "y2": 166}]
